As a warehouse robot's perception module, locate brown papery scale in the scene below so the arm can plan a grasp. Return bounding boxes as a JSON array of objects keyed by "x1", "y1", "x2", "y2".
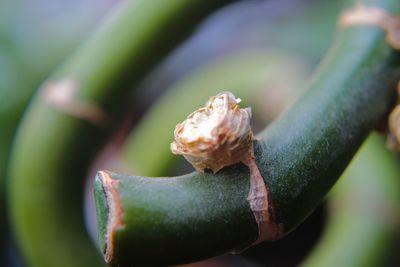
[
  {"x1": 171, "y1": 92, "x2": 281, "y2": 244},
  {"x1": 388, "y1": 83, "x2": 400, "y2": 150}
]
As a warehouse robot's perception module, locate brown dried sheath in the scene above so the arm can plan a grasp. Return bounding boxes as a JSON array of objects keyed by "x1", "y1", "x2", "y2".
[{"x1": 171, "y1": 92, "x2": 279, "y2": 244}]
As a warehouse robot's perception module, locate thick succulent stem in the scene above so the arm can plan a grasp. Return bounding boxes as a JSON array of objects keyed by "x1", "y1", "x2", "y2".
[
  {"x1": 7, "y1": 1, "x2": 231, "y2": 267},
  {"x1": 94, "y1": 0, "x2": 400, "y2": 265}
]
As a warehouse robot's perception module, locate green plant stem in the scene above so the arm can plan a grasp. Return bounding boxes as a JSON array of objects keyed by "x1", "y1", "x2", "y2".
[
  {"x1": 301, "y1": 133, "x2": 400, "y2": 267},
  {"x1": 94, "y1": 0, "x2": 400, "y2": 265},
  {"x1": 0, "y1": 0, "x2": 114, "y2": 190},
  {"x1": 119, "y1": 49, "x2": 309, "y2": 176},
  {"x1": 8, "y1": 1, "x2": 231, "y2": 267}
]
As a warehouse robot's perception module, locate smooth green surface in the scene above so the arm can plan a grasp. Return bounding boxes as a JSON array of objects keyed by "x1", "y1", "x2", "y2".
[
  {"x1": 120, "y1": 49, "x2": 309, "y2": 176},
  {"x1": 257, "y1": 21, "x2": 400, "y2": 230},
  {"x1": 94, "y1": 0, "x2": 400, "y2": 265},
  {"x1": 96, "y1": 164, "x2": 258, "y2": 266},
  {"x1": 8, "y1": 1, "x2": 231, "y2": 266},
  {"x1": 301, "y1": 134, "x2": 400, "y2": 267}
]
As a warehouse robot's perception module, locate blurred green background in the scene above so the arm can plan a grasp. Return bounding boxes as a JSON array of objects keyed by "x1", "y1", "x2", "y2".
[{"x1": 2, "y1": 0, "x2": 400, "y2": 266}]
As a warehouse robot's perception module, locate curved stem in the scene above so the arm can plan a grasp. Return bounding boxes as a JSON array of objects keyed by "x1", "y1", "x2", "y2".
[
  {"x1": 0, "y1": 3, "x2": 115, "y2": 263},
  {"x1": 94, "y1": 0, "x2": 400, "y2": 265},
  {"x1": 8, "y1": 1, "x2": 231, "y2": 267},
  {"x1": 301, "y1": 134, "x2": 400, "y2": 267}
]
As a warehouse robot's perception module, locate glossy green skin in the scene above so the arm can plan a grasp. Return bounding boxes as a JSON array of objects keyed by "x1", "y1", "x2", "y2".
[
  {"x1": 8, "y1": 1, "x2": 231, "y2": 267},
  {"x1": 96, "y1": 165, "x2": 258, "y2": 266},
  {"x1": 301, "y1": 134, "x2": 400, "y2": 267},
  {"x1": 107, "y1": 50, "x2": 309, "y2": 266},
  {"x1": 94, "y1": 0, "x2": 400, "y2": 265},
  {"x1": 257, "y1": 23, "x2": 400, "y2": 230}
]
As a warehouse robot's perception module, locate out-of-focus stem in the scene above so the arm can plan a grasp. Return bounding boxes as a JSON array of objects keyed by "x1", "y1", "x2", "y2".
[{"x1": 8, "y1": 1, "x2": 231, "y2": 267}]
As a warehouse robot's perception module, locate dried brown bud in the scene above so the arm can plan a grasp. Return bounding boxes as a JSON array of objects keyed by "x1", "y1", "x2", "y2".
[
  {"x1": 171, "y1": 92, "x2": 253, "y2": 173},
  {"x1": 171, "y1": 91, "x2": 282, "y2": 243}
]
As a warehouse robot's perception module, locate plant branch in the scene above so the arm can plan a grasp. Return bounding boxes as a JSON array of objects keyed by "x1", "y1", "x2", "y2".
[{"x1": 94, "y1": 0, "x2": 400, "y2": 265}]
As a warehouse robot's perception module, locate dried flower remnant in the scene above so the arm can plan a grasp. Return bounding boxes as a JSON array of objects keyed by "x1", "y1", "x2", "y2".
[
  {"x1": 171, "y1": 92, "x2": 282, "y2": 244},
  {"x1": 171, "y1": 92, "x2": 253, "y2": 172}
]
